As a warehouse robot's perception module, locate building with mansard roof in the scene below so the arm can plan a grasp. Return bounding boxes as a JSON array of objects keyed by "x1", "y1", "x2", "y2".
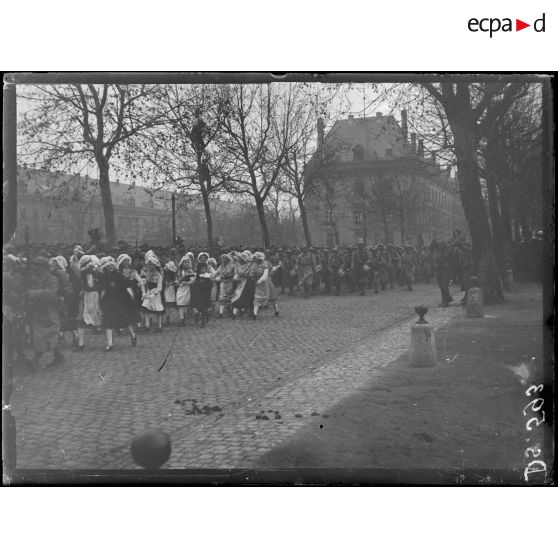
[{"x1": 304, "y1": 111, "x2": 468, "y2": 247}]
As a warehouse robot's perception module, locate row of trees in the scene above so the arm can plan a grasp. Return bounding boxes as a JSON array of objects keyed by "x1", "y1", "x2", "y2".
[
  {"x1": 18, "y1": 80, "x2": 546, "y2": 303},
  {"x1": 18, "y1": 82, "x2": 349, "y2": 249}
]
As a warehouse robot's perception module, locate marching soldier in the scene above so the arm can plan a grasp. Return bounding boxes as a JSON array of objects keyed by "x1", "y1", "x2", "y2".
[
  {"x1": 400, "y1": 246, "x2": 416, "y2": 291},
  {"x1": 351, "y1": 242, "x2": 371, "y2": 296},
  {"x1": 328, "y1": 247, "x2": 345, "y2": 296}
]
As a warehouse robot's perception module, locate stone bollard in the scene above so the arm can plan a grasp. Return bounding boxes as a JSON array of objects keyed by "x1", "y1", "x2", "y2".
[
  {"x1": 466, "y1": 276, "x2": 484, "y2": 318},
  {"x1": 409, "y1": 305, "x2": 437, "y2": 367}
]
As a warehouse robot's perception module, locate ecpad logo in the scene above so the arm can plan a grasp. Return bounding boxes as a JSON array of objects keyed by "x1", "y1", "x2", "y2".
[{"x1": 468, "y1": 13, "x2": 546, "y2": 37}]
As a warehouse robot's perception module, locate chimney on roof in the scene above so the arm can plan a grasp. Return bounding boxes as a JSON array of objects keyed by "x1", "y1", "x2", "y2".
[
  {"x1": 410, "y1": 133, "x2": 417, "y2": 154},
  {"x1": 317, "y1": 117, "x2": 324, "y2": 150},
  {"x1": 418, "y1": 139, "x2": 424, "y2": 159},
  {"x1": 376, "y1": 112, "x2": 383, "y2": 117},
  {"x1": 401, "y1": 109, "x2": 408, "y2": 143},
  {"x1": 430, "y1": 151, "x2": 437, "y2": 164},
  {"x1": 348, "y1": 114, "x2": 354, "y2": 120}
]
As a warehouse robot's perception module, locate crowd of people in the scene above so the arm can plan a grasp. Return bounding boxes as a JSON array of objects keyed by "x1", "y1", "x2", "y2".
[{"x1": 3, "y1": 234, "x2": 475, "y2": 369}]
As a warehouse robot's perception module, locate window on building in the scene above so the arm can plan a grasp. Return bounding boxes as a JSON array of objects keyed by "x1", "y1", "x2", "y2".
[
  {"x1": 129, "y1": 197, "x2": 136, "y2": 207},
  {"x1": 386, "y1": 148, "x2": 393, "y2": 158},
  {"x1": 353, "y1": 211, "x2": 363, "y2": 225}
]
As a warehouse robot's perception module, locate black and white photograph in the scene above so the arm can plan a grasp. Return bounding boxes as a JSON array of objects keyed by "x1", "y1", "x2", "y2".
[{"x1": 3, "y1": 73, "x2": 553, "y2": 486}]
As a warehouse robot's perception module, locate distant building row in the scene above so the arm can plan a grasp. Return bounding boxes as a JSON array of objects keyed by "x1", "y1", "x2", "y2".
[{"x1": 12, "y1": 167, "x2": 302, "y2": 247}]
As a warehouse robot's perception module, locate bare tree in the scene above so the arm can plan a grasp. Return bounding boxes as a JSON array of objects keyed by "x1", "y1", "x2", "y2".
[
  {"x1": 218, "y1": 83, "x2": 300, "y2": 248},
  {"x1": 419, "y1": 82, "x2": 527, "y2": 303},
  {"x1": 132, "y1": 84, "x2": 231, "y2": 247},
  {"x1": 279, "y1": 84, "x2": 349, "y2": 247},
  {"x1": 19, "y1": 84, "x2": 165, "y2": 247},
  {"x1": 479, "y1": 83, "x2": 542, "y2": 265}
]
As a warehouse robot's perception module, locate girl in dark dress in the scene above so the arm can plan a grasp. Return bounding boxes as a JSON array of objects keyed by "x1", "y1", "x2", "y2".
[
  {"x1": 98, "y1": 256, "x2": 138, "y2": 351},
  {"x1": 231, "y1": 252, "x2": 256, "y2": 318},
  {"x1": 190, "y1": 262, "x2": 213, "y2": 328},
  {"x1": 117, "y1": 253, "x2": 143, "y2": 327},
  {"x1": 163, "y1": 261, "x2": 178, "y2": 325}
]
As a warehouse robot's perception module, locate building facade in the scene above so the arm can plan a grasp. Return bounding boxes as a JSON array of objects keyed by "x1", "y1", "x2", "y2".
[
  {"x1": 11, "y1": 167, "x2": 303, "y2": 248},
  {"x1": 305, "y1": 112, "x2": 468, "y2": 248},
  {"x1": 13, "y1": 167, "x2": 176, "y2": 246}
]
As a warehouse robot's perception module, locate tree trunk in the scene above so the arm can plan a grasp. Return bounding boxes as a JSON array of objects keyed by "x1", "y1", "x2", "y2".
[
  {"x1": 382, "y1": 212, "x2": 389, "y2": 244},
  {"x1": 196, "y1": 153, "x2": 214, "y2": 248},
  {"x1": 399, "y1": 204, "x2": 405, "y2": 245},
  {"x1": 298, "y1": 194, "x2": 312, "y2": 247},
  {"x1": 97, "y1": 157, "x2": 116, "y2": 248},
  {"x1": 255, "y1": 197, "x2": 271, "y2": 248},
  {"x1": 200, "y1": 186, "x2": 213, "y2": 248},
  {"x1": 499, "y1": 181, "x2": 514, "y2": 260},
  {"x1": 485, "y1": 169, "x2": 505, "y2": 272},
  {"x1": 452, "y1": 125, "x2": 504, "y2": 304}
]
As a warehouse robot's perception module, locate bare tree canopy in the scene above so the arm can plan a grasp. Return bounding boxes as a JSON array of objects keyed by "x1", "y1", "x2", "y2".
[{"x1": 19, "y1": 84, "x2": 167, "y2": 247}]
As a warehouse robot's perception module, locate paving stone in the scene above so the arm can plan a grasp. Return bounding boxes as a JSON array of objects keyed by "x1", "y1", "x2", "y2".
[{"x1": 10, "y1": 284, "x2": 460, "y2": 469}]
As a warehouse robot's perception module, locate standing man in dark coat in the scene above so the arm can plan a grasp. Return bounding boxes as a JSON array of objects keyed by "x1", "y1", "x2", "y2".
[
  {"x1": 352, "y1": 243, "x2": 371, "y2": 296},
  {"x1": 328, "y1": 247, "x2": 345, "y2": 296},
  {"x1": 434, "y1": 243, "x2": 453, "y2": 307}
]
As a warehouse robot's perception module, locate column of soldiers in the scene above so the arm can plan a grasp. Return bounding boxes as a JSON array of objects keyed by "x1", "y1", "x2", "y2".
[{"x1": 3, "y1": 236, "x2": 477, "y2": 369}]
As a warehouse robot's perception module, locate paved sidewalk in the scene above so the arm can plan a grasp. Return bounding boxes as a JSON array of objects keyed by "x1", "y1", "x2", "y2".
[{"x1": 256, "y1": 284, "x2": 549, "y2": 483}]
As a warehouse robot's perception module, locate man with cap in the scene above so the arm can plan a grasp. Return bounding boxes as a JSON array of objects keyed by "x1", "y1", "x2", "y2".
[
  {"x1": 351, "y1": 242, "x2": 371, "y2": 296},
  {"x1": 375, "y1": 245, "x2": 389, "y2": 291},
  {"x1": 328, "y1": 247, "x2": 345, "y2": 296},
  {"x1": 343, "y1": 247, "x2": 356, "y2": 293}
]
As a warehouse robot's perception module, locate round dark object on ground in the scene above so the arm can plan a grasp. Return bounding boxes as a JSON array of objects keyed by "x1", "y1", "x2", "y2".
[{"x1": 131, "y1": 429, "x2": 171, "y2": 469}]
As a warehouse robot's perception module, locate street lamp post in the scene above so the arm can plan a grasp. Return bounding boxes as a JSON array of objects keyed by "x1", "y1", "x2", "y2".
[{"x1": 171, "y1": 193, "x2": 176, "y2": 246}]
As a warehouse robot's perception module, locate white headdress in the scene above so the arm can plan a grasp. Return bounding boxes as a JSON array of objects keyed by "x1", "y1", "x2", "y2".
[
  {"x1": 116, "y1": 253, "x2": 132, "y2": 269},
  {"x1": 78, "y1": 254, "x2": 100, "y2": 271},
  {"x1": 99, "y1": 256, "x2": 117, "y2": 271},
  {"x1": 51, "y1": 255, "x2": 68, "y2": 270}
]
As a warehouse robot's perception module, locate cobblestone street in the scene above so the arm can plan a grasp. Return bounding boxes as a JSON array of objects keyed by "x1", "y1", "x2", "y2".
[{"x1": 11, "y1": 283, "x2": 461, "y2": 470}]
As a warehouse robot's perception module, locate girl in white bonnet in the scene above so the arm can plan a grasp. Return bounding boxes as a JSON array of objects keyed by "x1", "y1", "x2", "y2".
[{"x1": 141, "y1": 251, "x2": 164, "y2": 332}]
